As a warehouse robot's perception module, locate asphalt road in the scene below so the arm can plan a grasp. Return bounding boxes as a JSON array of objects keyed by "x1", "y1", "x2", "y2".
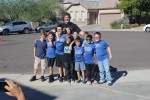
[{"x1": 0, "y1": 31, "x2": 150, "y2": 74}]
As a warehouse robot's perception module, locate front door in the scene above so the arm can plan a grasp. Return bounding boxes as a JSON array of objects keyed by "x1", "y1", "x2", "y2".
[{"x1": 89, "y1": 13, "x2": 96, "y2": 24}]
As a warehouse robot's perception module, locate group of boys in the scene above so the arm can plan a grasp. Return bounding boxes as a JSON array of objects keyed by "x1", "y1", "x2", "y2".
[{"x1": 29, "y1": 23, "x2": 113, "y2": 86}]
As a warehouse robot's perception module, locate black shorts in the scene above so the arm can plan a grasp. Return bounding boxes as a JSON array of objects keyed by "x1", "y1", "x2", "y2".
[
  {"x1": 55, "y1": 54, "x2": 64, "y2": 67},
  {"x1": 47, "y1": 58, "x2": 55, "y2": 67}
]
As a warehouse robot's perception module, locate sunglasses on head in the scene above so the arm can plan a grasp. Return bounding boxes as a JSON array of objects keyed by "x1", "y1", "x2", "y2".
[{"x1": 86, "y1": 38, "x2": 91, "y2": 41}]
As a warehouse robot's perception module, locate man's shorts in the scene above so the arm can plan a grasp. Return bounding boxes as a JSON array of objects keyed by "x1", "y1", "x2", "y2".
[
  {"x1": 34, "y1": 57, "x2": 47, "y2": 69},
  {"x1": 75, "y1": 61, "x2": 85, "y2": 71},
  {"x1": 55, "y1": 54, "x2": 64, "y2": 67},
  {"x1": 47, "y1": 58, "x2": 55, "y2": 67}
]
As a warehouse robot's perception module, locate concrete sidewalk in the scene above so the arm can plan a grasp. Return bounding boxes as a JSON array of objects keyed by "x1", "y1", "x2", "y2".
[
  {"x1": 0, "y1": 69, "x2": 150, "y2": 100},
  {"x1": 80, "y1": 24, "x2": 144, "y2": 32}
]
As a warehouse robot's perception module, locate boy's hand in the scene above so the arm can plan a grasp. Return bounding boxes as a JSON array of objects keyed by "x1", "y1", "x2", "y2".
[
  {"x1": 109, "y1": 55, "x2": 112, "y2": 60},
  {"x1": 55, "y1": 32, "x2": 58, "y2": 37},
  {"x1": 94, "y1": 60, "x2": 97, "y2": 64}
]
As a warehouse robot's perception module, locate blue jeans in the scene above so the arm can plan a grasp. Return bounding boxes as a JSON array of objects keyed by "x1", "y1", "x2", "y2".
[{"x1": 97, "y1": 58, "x2": 112, "y2": 82}]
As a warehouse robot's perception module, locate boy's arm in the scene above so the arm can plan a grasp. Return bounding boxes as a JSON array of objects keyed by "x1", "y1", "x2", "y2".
[
  {"x1": 34, "y1": 47, "x2": 36, "y2": 58},
  {"x1": 94, "y1": 53, "x2": 97, "y2": 64},
  {"x1": 56, "y1": 32, "x2": 60, "y2": 42},
  {"x1": 69, "y1": 41, "x2": 75, "y2": 51},
  {"x1": 107, "y1": 47, "x2": 112, "y2": 60}
]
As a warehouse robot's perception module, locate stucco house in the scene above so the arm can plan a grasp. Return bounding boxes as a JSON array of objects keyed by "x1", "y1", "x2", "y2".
[{"x1": 63, "y1": 0, "x2": 124, "y2": 26}]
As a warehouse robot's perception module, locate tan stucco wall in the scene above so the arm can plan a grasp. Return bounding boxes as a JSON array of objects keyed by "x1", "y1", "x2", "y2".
[
  {"x1": 64, "y1": 4, "x2": 72, "y2": 9},
  {"x1": 67, "y1": 5, "x2": 88, "y2": 25}
]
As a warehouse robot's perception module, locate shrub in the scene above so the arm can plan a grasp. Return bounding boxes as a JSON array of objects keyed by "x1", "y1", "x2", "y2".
[
  {"x1": 130, "y1": 23, "x2": 139, "y2": 28},
  {"x1": 110, "y1": 21, "x2": 121, "y2": 29},
  {"x1": 118, "y1": 18, "x2": 129, "y2": 24},
  {"x1": 123, "y1": 24, "x2": 131, "y2": 29}
]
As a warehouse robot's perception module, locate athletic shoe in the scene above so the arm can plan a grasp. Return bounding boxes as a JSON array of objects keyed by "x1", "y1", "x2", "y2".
[
  {"x1": 87, "y1": 81, "x2": 91, "y2": 85},
  {"x1": 98, "y1": 80, "x2": 105, "y2": 84},
  {"x1": 41, "y1": 76, "x2": 45, "y2": 82},
  {"x1": 108, "y1": 81, "x2": 113, "y2": 86},
  {"x1": 82, "y1": 80, "x2": 86, "y2": 84},
  {"x1": 93, "y1": 80, "x2": 97, "y2": 84},
  {"x1": 59, "y1": 77, "x2": 63, "y2": 82},
  {"x1": 76, "y1": 80, "x2": 81, "y2": 83},
  {"x1": 49, "y1": 75, "x2": 54, "y2": 83},
  {"x1": 30, "y1": 76, "x2": 36, "y2": 82}
]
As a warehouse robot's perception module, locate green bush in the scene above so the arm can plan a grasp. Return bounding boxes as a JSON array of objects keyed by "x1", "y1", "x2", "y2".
[
  {"x1": 123, "y1": 24, "x2": 131, "y2": 29},
  {"x1": 130, "y1": 23, "x2": 139, "y2": 28},
  {"x1": 118, "y1": 18, "x2": 129, "y2": 24},
  {"x1": 110, "y1": 21, "x2": 121, "y2": 29}
]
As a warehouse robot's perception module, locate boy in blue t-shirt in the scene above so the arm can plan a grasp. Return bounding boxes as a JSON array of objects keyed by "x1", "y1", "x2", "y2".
[
  {"x1": 30, "y1": 33, "x2": 47, "y2": 82},
  {"x1": 84, "y1": 34, "x2": 96, "y2": 85},
  {"x1": 46, "y1": 32, "x2": 56, "y2": 83},
  {"x1": 82, "y1": 31, "x2": 89, "y2": 46},
  {"x1": 94, "y1": 32, "x2": 113, "y2": 86},
  {"x1": 70, "y1": 38, "x2": 86, "y2": 84},
  {"x1": 55, "y1": 25, "x2": 66, "y2": 82}
]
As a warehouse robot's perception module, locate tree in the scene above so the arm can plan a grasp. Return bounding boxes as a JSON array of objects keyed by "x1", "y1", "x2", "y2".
[
  {"x1": 0, "y1": 0, "x2": 65, "y2": 24},
  {"x1": 117, "y1": 0, "x2": 150, "y2": 24}
]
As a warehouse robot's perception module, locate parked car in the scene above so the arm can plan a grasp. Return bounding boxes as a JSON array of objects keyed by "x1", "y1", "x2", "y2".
[
  {"x1": 143, "y1": 24, "x2": 150, "y2": 32},
  {"x1": 0, "y1": 21, "x2": 32, "y2": 35},
  {"x1": 36, "y1": 22, "x2": 63, "y2": 33}
]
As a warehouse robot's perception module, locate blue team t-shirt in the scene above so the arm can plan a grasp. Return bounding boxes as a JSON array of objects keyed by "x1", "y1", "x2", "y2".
[
  {"x1": 46, "y1": 41, "x2": 56, "y2": 58},
  {"x1": 82, "y1": 39, "x2": 87, "y2": 45},
  {"x1": 94, "y1": 40, "x2": 109, "y2": 61},
  {"x1": 74, "y1": 46, "x2": 84, "y2": 62},
  {"x1": 84, "y1": 43, "x2": 95, "y2": 64},
  {"x1": 55, "y1": 34, "x2": 66, "y2": 55},
  {"x1": 34, "y1": 39, "x2": 47, "y2": 59}
]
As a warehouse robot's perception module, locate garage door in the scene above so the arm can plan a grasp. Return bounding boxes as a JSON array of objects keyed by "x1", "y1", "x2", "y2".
[{"x1": 100, "y1": 13, "x2": 121, "y2": 25}]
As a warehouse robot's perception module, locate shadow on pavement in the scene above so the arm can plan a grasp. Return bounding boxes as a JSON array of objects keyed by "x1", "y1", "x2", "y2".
[
  {"x1": 0, "y1": 78, "x2": 57, "y2": 100},
  {"x1": 110, "y1": 66, "x2": 128, "y2": 84}
]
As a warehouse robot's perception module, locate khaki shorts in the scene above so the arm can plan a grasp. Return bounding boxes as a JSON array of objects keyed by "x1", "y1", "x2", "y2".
[{"x1": 34, "y1": 57, "x2": 47, "y2": 69}]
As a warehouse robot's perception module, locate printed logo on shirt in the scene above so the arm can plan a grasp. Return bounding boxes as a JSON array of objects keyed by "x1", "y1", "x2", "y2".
[
  {"x1": 84, "y1": 47, "x2": 92, "y2": 51},
  {"x1": 75, "y1": 50, "x2": 83, "y2": 54},
  {"x1": 95, "y1": 44, "x2": 101, "y2": 48},
  {"x1": 60, "y1": 38, "x2": 65, "y2": 42},
  {"x1": 64, "y1": 46, "x2": 71, "y2": 53}
]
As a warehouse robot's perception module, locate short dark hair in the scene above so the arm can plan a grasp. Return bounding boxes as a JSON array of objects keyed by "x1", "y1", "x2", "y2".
[
  {"x1": 84, "y1": 31, "x2": 89, "y2": 35},
  {"x1": 63, "y1": 13, "x2": 71, "y2": 19},
  {"x1": 86, "y1": 34, "x2": 92, "y2": 40},
  {"x1": 75, "y1": 38, "x2": 81, "y2": 43},
  {"x1": 40, "y1": 32, "x2": 47, "y2": 37},
  {"x1": 57, "y1": 24, "x2": 63, "y2": 29},
  {"x1": 73, "y1": 31, "x2": 79, "y2": 34},
  {"x1": 94, "y1": 32, "x2": 101, "y2": 37},
  {"x1": 66, "y1": 34, "x2": 73, "y2": 41}
]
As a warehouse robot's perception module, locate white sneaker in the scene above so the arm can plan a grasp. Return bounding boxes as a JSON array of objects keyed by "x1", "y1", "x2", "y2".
[
  {"x1": 87, "y1": 81, "x2": 91, "y2": 85},
  {"x1": 93, "y1": 80, "x2": 97, "y2": 84}
]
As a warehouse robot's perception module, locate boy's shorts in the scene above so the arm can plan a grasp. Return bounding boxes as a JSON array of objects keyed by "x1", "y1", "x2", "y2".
[
  {"x1": 55, "y1": 54, "x2": 64, "y2": 67},
  {"x1": 34, "y1": 57, "x2": 47, "y2": 69},
  {"x1": 47, "y1": 58, "x2": 55, "y2": 67},
  {"x1": 75, "y1": 61, "x2": 85, "y2": 71}
]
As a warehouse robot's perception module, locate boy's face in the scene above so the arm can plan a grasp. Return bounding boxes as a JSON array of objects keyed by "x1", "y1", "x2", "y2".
[
  {"x1": 84, "y1": 34, "x2": 88, "y2": 39},
  {"x1": 41, "y1": 35, "x2": 46, "y2": 40},
  {"x1": 75, "y1": 41, "x2": 81, "y2": 47},
  {"x1": 66, "y1": 37, "x2": 71, "y2": 43},
  {"x1": 73, "y1": 32, "x2": 78, "y2": 39},
  {"x1": 94, "y1": 34, "x2": 101, "y2": 42},
  {"x1": 48, "y1": 34, "x2": 53, "y2": 41},
  {"x1": 86, "y1": 38, "x2": 92, "y2": 44},
  {"x1": 57, "y1": 27, "x2": 63, "y2": 35}
]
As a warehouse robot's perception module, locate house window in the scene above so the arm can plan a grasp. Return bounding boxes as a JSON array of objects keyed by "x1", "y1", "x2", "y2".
[
  {"x1": 70, "y1": 11, "x2": 73, "y2": 22},
  {"x1": 81, "y1": 11, "x2": 85, "y2": 21},
  {"x1": 75, "y1": 11, "x2": 79, "y2": 22}
]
